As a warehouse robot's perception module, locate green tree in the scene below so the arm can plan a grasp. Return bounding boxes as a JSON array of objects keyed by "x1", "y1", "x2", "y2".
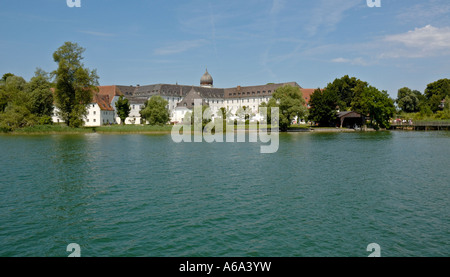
[
  {"x1": 140, "y1": 95, "x2": 170, "y2": 125},
  {"x1": 191, "y1": 104, "x2": 212, "y2": 129},
  {"x1": 0, "y1": 82, "x2": 7, "y2": 113},
  {"x1": 259, "y1": 101, "x2": 271, "y2": 123},
  {"x1": 0, "y1": 71, "x2": 55, "y2": 130},
  {"x1": 182, "y1": 111, "x2": 192, "y2": 124},
  {"x1": 308, "y1": 88, "x2": 339, "y2": 126},
  {"x1": 217, "y1": 106, "x2": 233, "y2": 120},
  {"x1": 52, "y1": 42, "x2": 99, "y2": 128},
  {"x1": 1, "y1": 73, "x2": 15, "y2": 83},
  {"x1": 5, "y1": 75, "x2": 27, "y2": 103},
  {"x1": 351, "y1": 86, "x2": 395, "y2": 129},
  {"x1": 2, "y1": 75, "x2": 30, "y2": 113},
  {"x1": 396, "y1": 87, "x2": 422, "y2": 113},
  {"x1": 264, "y1": 85, "x2": 307, "y2": 131},
  {"x1": 25, "y1": 69, "x2": 54, "y2": 121},
  {"x1": 0, "y1": 104, "x2": 37, "y2": 131},
  {"x1": 424, "y1": 78, "x2": 450, "y2": 113},
  {"x1": 235, "y1": 106, "x2": 255, "y2": 121},
  {"x1": 325, "y1": 75, "x2": 368, "y2": 111},
  {"x1": 115, "y1": 95, "x2": 131, "y2": 125},
  {"x1": 435, "y1": 96, "x2": 450, "y2": 119},
  {"x1": 443, "y1": 96, "x2": 450, "y2": 119}
]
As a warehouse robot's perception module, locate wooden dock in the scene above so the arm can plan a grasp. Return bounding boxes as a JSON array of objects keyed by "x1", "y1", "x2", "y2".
[{"x1": 390, "y1": 121, "x2": 450, "y2": 131}]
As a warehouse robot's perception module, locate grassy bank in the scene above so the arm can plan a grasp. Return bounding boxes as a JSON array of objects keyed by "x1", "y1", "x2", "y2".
[
  {"x1": 5, "y1": 124, "x2": 173, "y2": 135},
  {"x1": 95, "y1": 124, "x2": 173, "y2": 133},
  {"x1": 10, "y1": 124, "x2": 93, "y2": 134},
  {"x1": 5, "y1": 123, "x2": 282, "y2": 135},
  {"x1": 3, "y1": 122, "x2": 397, "y2": 135}
]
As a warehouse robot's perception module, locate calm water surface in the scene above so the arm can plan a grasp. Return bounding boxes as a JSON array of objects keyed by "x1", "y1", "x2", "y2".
[{"x1": 0, "y1": 131, "x2": 448, "y2": 257}]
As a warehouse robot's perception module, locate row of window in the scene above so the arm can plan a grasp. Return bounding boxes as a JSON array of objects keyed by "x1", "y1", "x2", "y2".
[
  {"x1": 229, "y1": 90, "x2": 271, "y2": 96},
  {"x1": 138, "y1": 97, "x2": 273, "y2": 110},
  {"x1": 86, "y1": 118, "x2": 112, "y2": 124},
  {"x1": 88, "y1": 110, "x2": 114, "y2": 115}
]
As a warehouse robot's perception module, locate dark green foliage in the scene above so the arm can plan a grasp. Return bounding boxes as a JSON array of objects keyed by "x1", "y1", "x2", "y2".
[
  {"x1": 325, "y1": 75, "x2": 368, "y2": 111},
  {"x1": 190, "y1": 105, "x2": 212, "y2": 129},
  {"x1": 26, "y1": 69, "x2": 54, "y2": 117},
  {"x1": 396, "y1": 87, "x2": 422, "y2": 113},
  {"x1": 140, "y1": 95, "x2": 170, "y2": 125},
  {"x1": 1, "y1": 73, "x2": 15, "y2": 82},
  {"x1": 52, "y1": 42, "x2": 99, "y2": 128},
  {"x1": 308, "y1": 88, "x2": 338, "y2": 126},
  {"x1": 260, "y1": 85, "x2": 307, "y2": 131},
  {"x1": 351, "y1": 86, "x2": 395, "y2": 129},
  {"x1": 0, "y1": 104, "x2": 37, "y2": 131},
  {"x1": 424, "y1": 79, "x2": 450, "y2": 113},
  {"x1": 116, "y1": 95, "x2": 131, "y2": 125},
  {"x1": 235, "y1": 106, "x2": 254, "y2": 121}
]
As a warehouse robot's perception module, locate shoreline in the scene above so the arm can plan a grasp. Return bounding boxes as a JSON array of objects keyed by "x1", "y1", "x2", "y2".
[{"x1": 3, "y1": 125, "x2": 448, "y2": 135}]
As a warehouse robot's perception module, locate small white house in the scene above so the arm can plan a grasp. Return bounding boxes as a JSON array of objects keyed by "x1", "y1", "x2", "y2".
[
  {"x1": 84, "y1": 94, "x2": 115, "y2": 126},
  {"x1": 52, "y1": 94, "x2": 115, "y2": 126}
]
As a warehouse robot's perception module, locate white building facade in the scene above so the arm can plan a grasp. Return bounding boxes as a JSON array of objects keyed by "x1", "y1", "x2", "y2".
[
  {"x1": 58, "y1": 70, "x2": 314, "y2": 126},
  {"x1": 52, "y1": 93, "x2": 116, "y2": 127}
]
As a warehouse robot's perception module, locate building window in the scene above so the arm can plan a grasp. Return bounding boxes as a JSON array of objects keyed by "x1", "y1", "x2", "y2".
[
  {"x1": 94, "y1": 119, "x2": 96, "y2": 122},
  {"x1": 93, "y1": 111, "x2": 96, "y2": 115}
]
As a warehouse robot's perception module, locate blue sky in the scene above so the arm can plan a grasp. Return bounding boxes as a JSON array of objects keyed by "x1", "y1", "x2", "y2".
[{"x1": 1, "y1": 0, "x2": 449, "y2": 98}]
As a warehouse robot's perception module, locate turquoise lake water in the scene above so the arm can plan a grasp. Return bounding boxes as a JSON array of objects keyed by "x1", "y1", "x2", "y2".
[{"x1": 0, "y1": 131, "x2": 448, "y2": 257}]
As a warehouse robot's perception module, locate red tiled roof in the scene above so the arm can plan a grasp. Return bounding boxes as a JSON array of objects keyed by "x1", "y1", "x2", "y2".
[
  {"x1": 93, "y1": 94, "x2": 115, "y2": 111},
  {"x1": 301, "y1": 88, "x2": 321, "y2": 104},
  {"x1": 98, "y1": 85, "x2": 123, "y2": 100}
]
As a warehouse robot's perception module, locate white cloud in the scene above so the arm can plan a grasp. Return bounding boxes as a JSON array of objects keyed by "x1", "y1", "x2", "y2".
[
  {"x1": 331, "y1": 57, "x2": 369, "y2": 66},
  {"x1": 381, "y1": 25, "x2": 450, "y2": 58},
  {"x1": 154, "y1": 39, "x2": 208, "y2": 55}
]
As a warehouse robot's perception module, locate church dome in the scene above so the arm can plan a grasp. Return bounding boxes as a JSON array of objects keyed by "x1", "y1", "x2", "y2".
[{"x1": 200, "y1": 69, "x2": 213, "y2": 87}]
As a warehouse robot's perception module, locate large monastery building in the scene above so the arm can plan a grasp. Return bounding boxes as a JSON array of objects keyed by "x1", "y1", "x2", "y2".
[
  {"x1": 99, "y1": 69, "x2": 315, "y2": 125},
  {"x1": 52, "y1": 70, "x2": 316, "y2": 126}
]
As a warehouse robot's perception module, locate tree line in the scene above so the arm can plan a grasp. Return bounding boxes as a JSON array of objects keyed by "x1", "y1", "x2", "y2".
[
  {"x1": 306, "y1": 75, "x2": 450, "y2": 130},
  {"x1": 1, "y1": 42, "x2": 448, "y2": 132},
  {"x1": 0, "y1": 42, "x2": 98, "y2": 131}
]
